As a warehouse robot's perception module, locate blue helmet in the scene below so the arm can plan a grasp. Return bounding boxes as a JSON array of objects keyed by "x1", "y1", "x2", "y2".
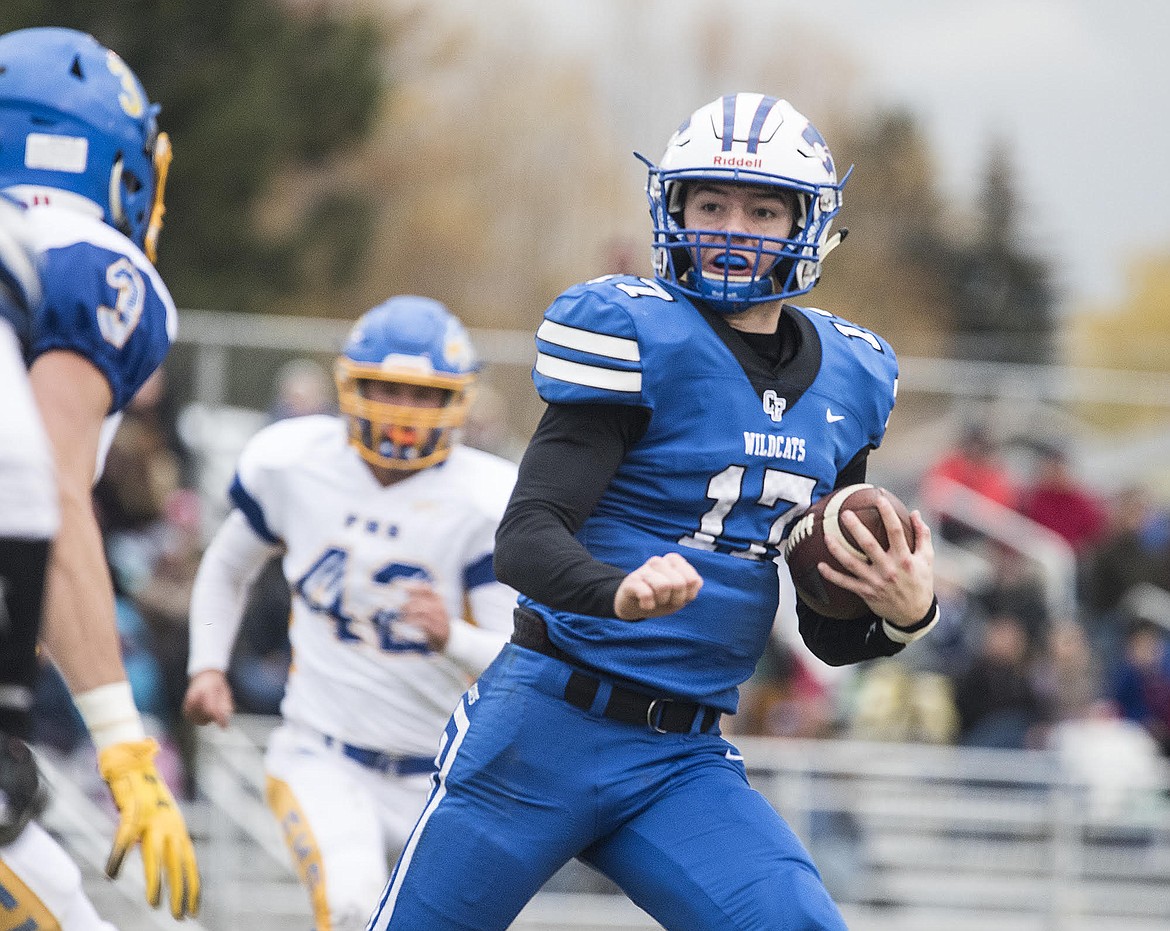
[
  {"x1": 638, "y1": 93, "x2": 849, "y2": 314},
  {"x1": 0, "y1": 27, "x2": 172, "y2": 261},
  {"x1": 334, "y1": 295, "x2": 479, "y2": 471}
]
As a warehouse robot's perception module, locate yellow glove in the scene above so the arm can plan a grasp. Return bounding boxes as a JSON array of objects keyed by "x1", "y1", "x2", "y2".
[{"x1": 98, "y1": 737, "x2": 201, "y2": 918}]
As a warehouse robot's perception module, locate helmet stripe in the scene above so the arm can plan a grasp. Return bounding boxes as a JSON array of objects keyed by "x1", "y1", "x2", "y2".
[
  {"x1": 746, "y1": 95, "x2": 779, "y2": 154},
  {"x1": 720, "y1": 95, "x2": 736, "y2": 152}
]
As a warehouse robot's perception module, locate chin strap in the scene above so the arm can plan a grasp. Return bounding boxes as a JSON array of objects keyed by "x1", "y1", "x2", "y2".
[{"x1": 820, "y1": 227, "x2": 849, "y2": 260}]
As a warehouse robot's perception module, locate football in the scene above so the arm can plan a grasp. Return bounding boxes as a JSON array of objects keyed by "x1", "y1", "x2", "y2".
[{"x1": 783, "y1": 484, "x2": 915, "y2": 620}]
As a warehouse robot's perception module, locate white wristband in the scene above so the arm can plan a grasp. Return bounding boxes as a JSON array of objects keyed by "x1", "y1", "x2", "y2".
[
  {"x1": 882, "y1": 603, "x2": 941, "y2": 645},
  {"x1": 73, "y1": 681, "x2": 146, "y2": 751}
]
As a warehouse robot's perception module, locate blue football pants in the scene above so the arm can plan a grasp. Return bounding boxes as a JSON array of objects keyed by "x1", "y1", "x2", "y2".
[{"x1": 366, "y1": 644, "x2": 847, "y2": 930}]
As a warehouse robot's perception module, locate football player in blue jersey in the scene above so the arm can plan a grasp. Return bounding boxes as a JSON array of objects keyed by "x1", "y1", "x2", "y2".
[
  {"x1": 0, "y1": 27, "x2": 200, "y2": 922},
  {"x1": 367, "y1": 93, "x2": 938, "y2": 930}
]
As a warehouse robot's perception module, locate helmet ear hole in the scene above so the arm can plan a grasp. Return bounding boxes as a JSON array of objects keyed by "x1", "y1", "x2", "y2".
[
  {"x1": 108, "y1": 158, "x2": 146, "y2": 240},
  {"x1": 108, "y1": 156, "x2": 126, "y2": 232}
]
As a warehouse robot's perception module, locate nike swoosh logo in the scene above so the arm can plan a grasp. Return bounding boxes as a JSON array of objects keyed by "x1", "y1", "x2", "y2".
[
  {"x1": 725, "y1": 749, "x2": 744, "y2": 762},
  {"x1": 826, "y1": 408, "x2": 846, "y2": 423}
]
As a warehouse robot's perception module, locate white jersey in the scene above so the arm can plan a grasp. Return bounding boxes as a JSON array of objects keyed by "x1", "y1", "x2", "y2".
[
  {"x1": 0, "y1": 821, "x2": 117, "y2": 931},
  {"x1": 0, "y1": 198, "x2": 55, "y2": 538},
  {"x1": 229, "y1": 415, "x2": 518, "y2": 755}
]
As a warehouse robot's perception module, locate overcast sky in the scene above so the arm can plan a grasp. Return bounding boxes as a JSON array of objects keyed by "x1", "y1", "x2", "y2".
[
  {"x1": 833, "y1": 0, "x2": 1170, "y2": 311},
  {"x1": 462, "y1": 0, "x2": 1169, "y2": 313}
]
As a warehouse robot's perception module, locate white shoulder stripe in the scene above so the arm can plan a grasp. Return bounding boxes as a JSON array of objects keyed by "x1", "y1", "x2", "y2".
[
  {"x1": 535, "y1": 352, "x2": 642, "y2": 393},
  {"x1": 536, "y1": 319, "x2": 640, "y2": 362}
]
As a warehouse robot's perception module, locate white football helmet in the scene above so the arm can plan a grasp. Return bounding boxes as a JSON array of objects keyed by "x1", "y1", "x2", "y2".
[{"x1": 639, "y1": 92, "x2": 850, "y2": 313}]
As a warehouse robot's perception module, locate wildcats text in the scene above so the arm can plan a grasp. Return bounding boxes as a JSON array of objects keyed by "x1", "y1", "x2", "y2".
[{"x1": 743, "y1": 432, "x2": 806, "y2": 461}]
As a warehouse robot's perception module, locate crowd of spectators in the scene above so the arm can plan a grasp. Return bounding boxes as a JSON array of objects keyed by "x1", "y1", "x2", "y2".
[{"x1": 740, "y1": 422, "x2": 1170, "y2": 782}]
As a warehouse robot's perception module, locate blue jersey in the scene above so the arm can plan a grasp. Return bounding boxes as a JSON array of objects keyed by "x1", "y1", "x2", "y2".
[
  {"x1": 21, "y1": 196, "x2": 176, "y2": 413},
  {"x1": 525, "y1": 274, "x2": 898, "y2": 710}
]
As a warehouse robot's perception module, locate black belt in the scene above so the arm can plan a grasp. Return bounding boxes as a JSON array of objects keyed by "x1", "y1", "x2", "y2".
[
  {"x1": 321, "y1": 735, "x2": 435, "y2": 776},
  {"x1": 510, "y1": 608, "x2": 720, "y2": 735}
]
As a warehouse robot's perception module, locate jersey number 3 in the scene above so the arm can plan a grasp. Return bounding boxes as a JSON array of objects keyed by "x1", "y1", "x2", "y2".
[{"x1": 96, "y1": 257, "x2": 146, "y2": 349}]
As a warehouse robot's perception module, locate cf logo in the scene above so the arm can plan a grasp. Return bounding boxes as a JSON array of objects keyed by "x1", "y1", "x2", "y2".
[{"x1": 762, "y1": 390, "x2": 786, "y2": 423}]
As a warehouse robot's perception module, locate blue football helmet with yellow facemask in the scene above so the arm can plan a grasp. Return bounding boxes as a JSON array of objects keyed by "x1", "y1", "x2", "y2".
[
  {"x1": 0, "y1": 27, "x2": 172, "y2": 262},
  {"x1": 639, "y1": 92, "x2": 849, "y2": 314},
  {"x1": 335, "y1": 295, "x2": 479, "y2": 471}
]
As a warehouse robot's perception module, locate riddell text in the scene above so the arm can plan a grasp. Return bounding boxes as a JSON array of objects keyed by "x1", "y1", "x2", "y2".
[{"x1": 711, "y1": 155, "x2": 764, "y2": 168}]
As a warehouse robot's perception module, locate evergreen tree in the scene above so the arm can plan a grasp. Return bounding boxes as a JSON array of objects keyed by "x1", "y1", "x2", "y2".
[
  {"x1": 814, "y1": 107, "x2": 956, "y2": 357},
  {"x1": 946, "y1": 141, "x2": 1057, "y2": 363}
]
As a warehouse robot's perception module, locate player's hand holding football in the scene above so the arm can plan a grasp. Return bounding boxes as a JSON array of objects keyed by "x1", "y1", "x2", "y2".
[
  {"x1": 98, "y1": 737, "x2": 201, "y2": 919},
  {"x1": 614, "y1": 553, "x2": 703, "y2": 620},
  {"x1": 818, "y1": 495, "x2": 934, "y2": 627},
  {"x1": 183, "y1": 669, "x2": 235, "y2": 728}
]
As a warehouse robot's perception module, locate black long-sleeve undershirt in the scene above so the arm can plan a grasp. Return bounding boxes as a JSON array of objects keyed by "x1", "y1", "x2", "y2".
[
  {"x1": 494, "y1": 402, "x2": 648, "y2": 619},
  {"x1": 493, "y1": 400, "x2": 909, "y2": 666}
]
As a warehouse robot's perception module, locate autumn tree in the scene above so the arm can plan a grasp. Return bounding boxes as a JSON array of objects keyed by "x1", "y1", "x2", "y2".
[
  {"x1": 1068, "y1": 253, "x2": 1170, "y2": 431},
  {"x1": 271, "y1": 13, "x2": 634, "y2": 335}
]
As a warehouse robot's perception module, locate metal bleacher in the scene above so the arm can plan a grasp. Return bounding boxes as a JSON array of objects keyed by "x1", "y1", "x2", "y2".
[
  {"x1": 38, "y1": 715, "x2": 1170, "y2": 931},
  {"x1": 740, "y1": 735, "x2": 1170, "y2": 931}
]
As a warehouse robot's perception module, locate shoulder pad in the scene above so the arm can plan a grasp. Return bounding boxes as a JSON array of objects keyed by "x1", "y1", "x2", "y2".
[
  {"x1": 533, "y1": 276, "x2": 649, "y2": 407},
  {"x1": 796, "y1": 305, "x2": 898, "y2": 382},
  {"x1": 230, "y1": 416, "x2": 341, "y2": 544},
  {"x1": 30, "y1": 209, "x2": 176, "y2": 412},
  {"x1": 793, "y1": 304, "x2": 899, "y2": 442},
  {"x1": 236, "y1": 415, "x2": 339, "y2": 481},
  {"x1": 445, "y1": 446, "x2": 519, "y2": 518}
]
